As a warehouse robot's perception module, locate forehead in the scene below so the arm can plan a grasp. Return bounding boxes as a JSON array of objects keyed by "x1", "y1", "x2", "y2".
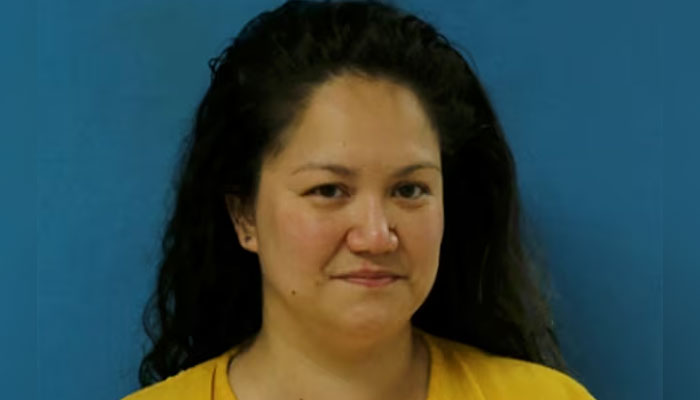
[{"x1": 269, "y1": 74, "x2": 440, "y2": 169}]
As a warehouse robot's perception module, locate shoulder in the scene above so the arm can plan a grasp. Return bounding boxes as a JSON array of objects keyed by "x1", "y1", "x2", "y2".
[
  {"x1": 120, "y1": 356, "x2": 222, "y2": 400},
  {"x1": 420, "y1": 331, "x2": 596, "y2": 399}
]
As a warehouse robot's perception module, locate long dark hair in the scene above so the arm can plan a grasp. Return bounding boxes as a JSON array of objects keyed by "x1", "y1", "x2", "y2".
[{"x1": 138, "y1": 0, "x2": 570, "y2": 388}]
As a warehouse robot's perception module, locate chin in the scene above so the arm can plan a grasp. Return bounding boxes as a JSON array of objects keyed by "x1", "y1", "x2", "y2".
[{"x1": 335, "y1": 312, "x2": 409, "y2": 339}]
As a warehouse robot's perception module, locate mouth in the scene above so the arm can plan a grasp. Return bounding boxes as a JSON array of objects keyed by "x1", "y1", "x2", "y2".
[
  {"x1": 334, "y1": 275, "x2": 401, "y2": 288},
  {"x1": 330, "y1": 270, "x2": 405, "y2": 288}
]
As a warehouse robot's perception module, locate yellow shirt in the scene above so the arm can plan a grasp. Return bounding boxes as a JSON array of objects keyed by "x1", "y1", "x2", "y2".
[{"x1": 122, "y1": 329, "x2": 595, "y2": 399}]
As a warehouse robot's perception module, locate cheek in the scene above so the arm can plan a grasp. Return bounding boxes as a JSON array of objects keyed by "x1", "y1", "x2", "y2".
[
  {"x1": 272, "y1": 205, "x2": 340, "y2": 274},
  {"x1": 408, "y1": 206, "x2": 444, "y2": 255},
  {"x1": 404, "y1": 206, "x2": 444, "y2": 290}
]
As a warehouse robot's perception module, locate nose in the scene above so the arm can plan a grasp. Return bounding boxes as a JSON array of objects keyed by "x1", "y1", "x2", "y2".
[{"x1": 345, "y1": 195, "x2": 399, "y2": 254}]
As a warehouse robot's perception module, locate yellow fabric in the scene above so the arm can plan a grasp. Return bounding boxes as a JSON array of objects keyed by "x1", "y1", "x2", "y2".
[{"x1": 122, "y1": 329, "x2": 595, "y2": 399}]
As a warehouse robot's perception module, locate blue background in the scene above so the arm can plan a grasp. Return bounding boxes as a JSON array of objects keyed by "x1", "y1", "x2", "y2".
[{"x1": 2, "y1": 0, "x2": 696, "y2": 399}]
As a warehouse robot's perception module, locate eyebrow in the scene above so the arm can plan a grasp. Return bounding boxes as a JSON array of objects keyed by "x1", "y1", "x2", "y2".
[{"x1": 291, "y1": 161, "x2": 441, "y2": 177}]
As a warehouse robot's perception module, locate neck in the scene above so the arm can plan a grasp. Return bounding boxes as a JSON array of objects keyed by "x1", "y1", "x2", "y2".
[{"x1": 228, "y1": 299, "x2": 429, "y2": 400}]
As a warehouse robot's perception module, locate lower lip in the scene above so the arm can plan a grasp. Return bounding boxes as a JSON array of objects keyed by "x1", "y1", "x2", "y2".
[{"x1": 335, "y1": 276, "x2": 400, "y2": 288}]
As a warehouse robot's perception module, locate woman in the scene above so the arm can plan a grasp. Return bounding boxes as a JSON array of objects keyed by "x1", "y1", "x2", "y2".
[{"x1": 123, "y1": 1, "x2": 596, "y2": 399}]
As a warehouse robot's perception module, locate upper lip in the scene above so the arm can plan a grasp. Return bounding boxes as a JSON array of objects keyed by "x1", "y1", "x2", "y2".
[{"x1": 332, "y1": 268, "x2": 404, "y2": 279}]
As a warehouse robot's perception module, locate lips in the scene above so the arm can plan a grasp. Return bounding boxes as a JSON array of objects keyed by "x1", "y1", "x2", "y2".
[
  {"x1": 331, "y1": 268, "x2": 403, "y2": 288},
  {"x1": 338, "y1": 276, "x2": 400, "y2": 288},
  {"x1": 331, "y1": 269, "x2": 403, "y2": 280}
]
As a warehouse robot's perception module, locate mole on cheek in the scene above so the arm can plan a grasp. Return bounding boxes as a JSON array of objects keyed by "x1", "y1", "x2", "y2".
[{"x1": 291, "y1": 290, "x2": 296, "y2": 296}]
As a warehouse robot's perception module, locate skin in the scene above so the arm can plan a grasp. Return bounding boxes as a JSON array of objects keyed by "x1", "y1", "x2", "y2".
[{"x1": 225, "y1": 73, "x2": 444, "y2": 400}]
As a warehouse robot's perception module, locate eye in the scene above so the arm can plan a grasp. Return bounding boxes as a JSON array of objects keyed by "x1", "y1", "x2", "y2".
[
  {"x1": 305, "y1": 182, "x2": 431, "y2": 200},
  {"x1": 393, "y1": 182, "x2": 431, "y2": 199},
  {"x1": 307, "y1": 184, "x2": 347, "y2": 199}
]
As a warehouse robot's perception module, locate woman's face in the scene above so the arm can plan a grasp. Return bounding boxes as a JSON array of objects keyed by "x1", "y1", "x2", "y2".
[{"x1": 229, "y1": 74, "x2": 444, "y2": 339}]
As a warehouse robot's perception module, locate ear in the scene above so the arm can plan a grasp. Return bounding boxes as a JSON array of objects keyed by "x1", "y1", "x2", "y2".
[{"x1": 224, "y1": 194, "x2": 259, "y2": 253}]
